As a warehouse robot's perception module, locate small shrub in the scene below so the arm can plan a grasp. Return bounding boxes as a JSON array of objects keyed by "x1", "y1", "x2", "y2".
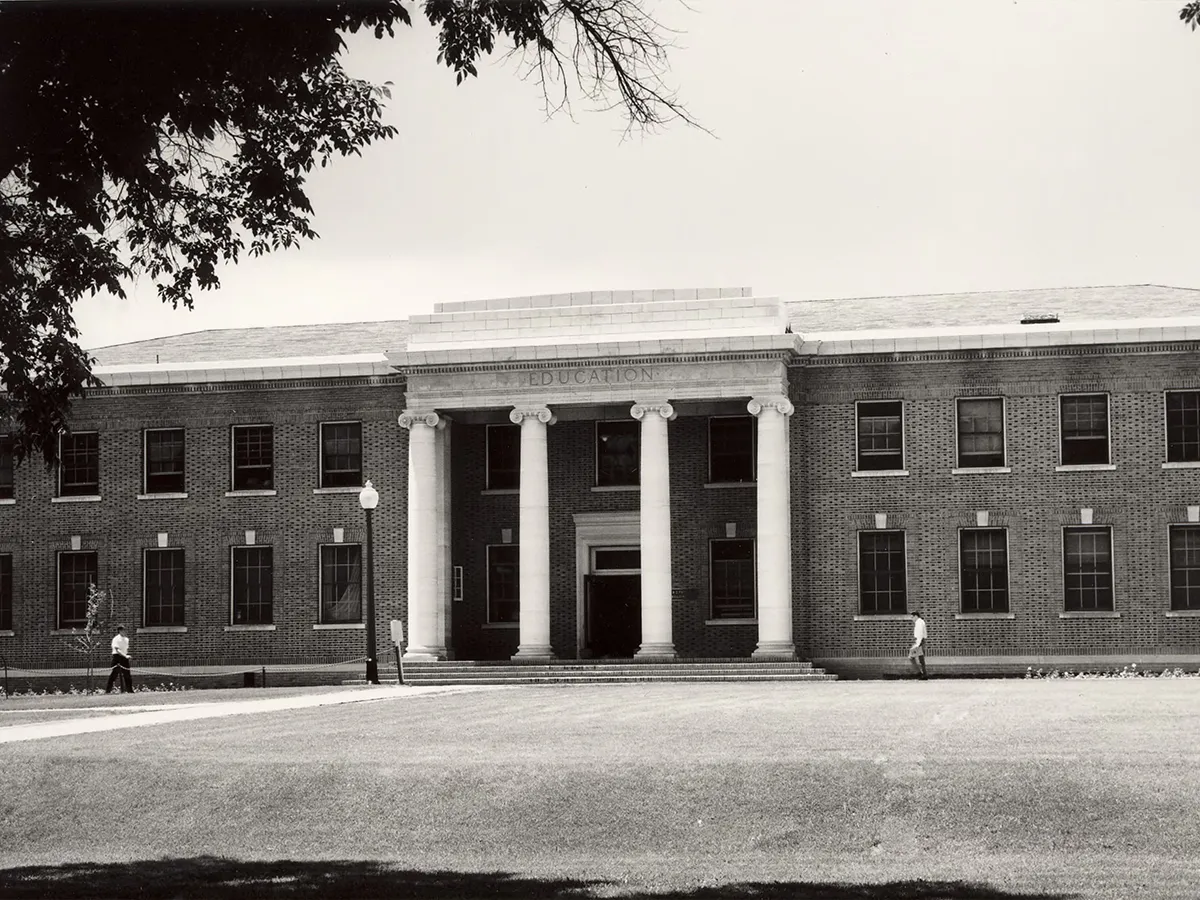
[{"x1": 1026, "y1": 664, "x2": 1200, "y2": 679}]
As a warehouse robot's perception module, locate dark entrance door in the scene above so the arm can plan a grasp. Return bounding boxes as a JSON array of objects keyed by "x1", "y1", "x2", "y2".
[{"x1": 585, "y1": 574, "x2": 641, "y2": 658}]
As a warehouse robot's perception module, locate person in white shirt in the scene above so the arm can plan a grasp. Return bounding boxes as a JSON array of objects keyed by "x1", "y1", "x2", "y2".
[
  {"x1": 105, "y1": 625, "x2": 133, "y2": 693},
  {"x1": 908, "y1": 611, "x2": 928, "y2": 679}
]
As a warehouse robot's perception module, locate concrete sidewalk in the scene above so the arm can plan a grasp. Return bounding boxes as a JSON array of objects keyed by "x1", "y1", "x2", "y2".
[{"x1": 0, "y1": 684, "x2": 503, "y2": 744}]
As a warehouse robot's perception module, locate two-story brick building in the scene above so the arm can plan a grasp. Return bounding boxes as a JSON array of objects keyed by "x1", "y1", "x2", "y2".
[{"x1": 3, "y1": 284, "x2": 1200, "y2": 676}]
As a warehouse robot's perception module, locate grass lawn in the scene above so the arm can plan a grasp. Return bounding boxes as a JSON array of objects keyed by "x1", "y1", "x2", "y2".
[{"x1": 1, "y1": 680, "x2": 1197, "y2": 899}]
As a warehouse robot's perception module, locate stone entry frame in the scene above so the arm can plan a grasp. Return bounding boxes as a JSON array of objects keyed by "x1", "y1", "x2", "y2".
[{"x1": 573, "y1": 511, "x2": 640, "y2": 658}]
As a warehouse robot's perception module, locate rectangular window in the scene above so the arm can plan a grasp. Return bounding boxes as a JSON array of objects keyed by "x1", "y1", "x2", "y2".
[
  {"x1": 1063, "y1": 526, "x2": 1114, "y2": 611},
  {"x1": 0, "y1": 554, "x2": 11, "y2": 631},
  {"x1": 1060, "y1": 394, "x2": 1109, "y2": 465},
  {"x1": 859, "y1": 531, "x2": 907, "y2": 614},
  {"x1": 956, "y1": 398, "x2": 1005, "y2": 468},
  {"x1": 232, "y1": 425, "x2": 273, "y2": 491},
  {"x1": 487, "y1": 544, "x2": 519, "y2": 623},
  {"x1": 59, "y1": 432, "x2": 99, "y2": 496},
  {"x1": 709, "y1": 416, "x2": 755, "y2": 483},
  {"x1": 144, "y1": 428, "x2": 185, "y2": 494},
  {"x1": 710, "y1": 539, "x2": 755, "y2": 619},
  {"x1": 320, "y1": 422, "x2": 362, "y2": 488},
  {"x1": 856, "y1": 401, "x2": 904, "y2": 471},
  {"x1": 58, "y1": 550, "x2": 97, "y2": 629},
  {"x1": 960, "y1": 529, "x2": 1009, "y2": 613},
  {"x1": 596, "y1": 421, "x2": 639, "y2": 487},
  {"x1": 144, "y1": 548, "x2": 185, "y2": 627},
  {"x1": 486, "y1": 424, "x2": 520, "y2": 490},
  {"x1": 0, "y1": 434, "x2": 13, "y2": 500},
  {"x1": 320, "y1": 544, "x2": 362, "y2": 623},
  {"x1": 1170, "y1": 525, "x2": 1200, "y2": 611},
  {"x1": 1165, "y1": 391, "x2": 1200, "y2": 463},
  {"x1": 232, "y1": 546, "x2": 273, "y2": 625}
]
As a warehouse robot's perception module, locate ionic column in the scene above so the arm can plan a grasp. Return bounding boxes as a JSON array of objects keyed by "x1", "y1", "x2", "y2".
[
  {"x1": 748, "y1": 395, "x2": 797, "y2": 659},
  {"x1": 510, "y1": 405, "x2": 556, "y2": 660},
  {"x1": 631, "y1": 400, "x2": 677, "y2": 659},
  {"x1": 399, "y1": 411, "x2": 446, "y2": 660}
]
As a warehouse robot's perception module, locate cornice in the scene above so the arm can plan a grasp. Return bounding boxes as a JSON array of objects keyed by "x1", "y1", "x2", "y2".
[
  {"x1": 791, "y1": 341, "x2": 1200, "y2": 367},
  {"x1": 85, "y1": 374, "x2": 404, "y2": 397},
  {"x1": 397, "y1": 349, "x2": 795, "y2": 377}
]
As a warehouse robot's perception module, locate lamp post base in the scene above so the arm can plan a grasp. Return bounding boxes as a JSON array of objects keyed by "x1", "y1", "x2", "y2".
[{"x1": 366, "y1": 659, "x2": 379, "y2": 685}]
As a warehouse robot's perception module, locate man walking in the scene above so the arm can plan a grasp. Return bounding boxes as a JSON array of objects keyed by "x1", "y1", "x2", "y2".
[
  {"x1": 105, "y1": 625, "x2": 133, "y2": 693},
  {"x1": 908, "y1": 611, "x2": 927, "y2": 679}
]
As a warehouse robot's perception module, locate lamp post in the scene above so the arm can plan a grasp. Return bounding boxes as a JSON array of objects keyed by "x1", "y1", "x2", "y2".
[{"x1": 358, "y1": 479, "x2": 380, "y2": 685}]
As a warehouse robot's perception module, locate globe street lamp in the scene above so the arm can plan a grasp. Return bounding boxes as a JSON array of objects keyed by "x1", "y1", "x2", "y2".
[{"x1": 358, "y1": 479, "x2": 380, "y2": 685}]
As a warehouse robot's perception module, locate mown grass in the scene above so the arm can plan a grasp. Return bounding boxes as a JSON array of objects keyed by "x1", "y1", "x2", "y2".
[{"x1": 2, "y1": 680, "x2": 1197, "y2": 899}]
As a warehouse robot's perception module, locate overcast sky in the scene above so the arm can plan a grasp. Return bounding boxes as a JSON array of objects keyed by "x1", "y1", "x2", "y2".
[{"x1": 77, "y1": 0, "x2": 1200, "y2": 350}]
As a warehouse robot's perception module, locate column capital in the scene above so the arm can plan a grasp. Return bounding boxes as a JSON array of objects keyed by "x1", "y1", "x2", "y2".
[
  {"x1": 747, "y1": 395, "x2": 795, "y2": 418},
  {"x1": 631, "y1": 401, "x2": 676, "y2": 422},
  {"x1": 398, "y1": 411, "x2": 444, "y2": 430},
  {"x1": 509, "y1": 406, "x2": 557, "y2": 426}
]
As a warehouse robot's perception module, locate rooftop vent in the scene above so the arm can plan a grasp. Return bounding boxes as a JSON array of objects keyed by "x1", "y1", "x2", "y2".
[{"x1": 1020, "y1": 312, "x2": 1060, "y2": 325}]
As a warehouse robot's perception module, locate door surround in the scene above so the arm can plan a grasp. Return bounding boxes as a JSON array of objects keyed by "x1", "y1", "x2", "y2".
[{"x1": 573, "y1": 511, "x2": 639, "y2": 657}]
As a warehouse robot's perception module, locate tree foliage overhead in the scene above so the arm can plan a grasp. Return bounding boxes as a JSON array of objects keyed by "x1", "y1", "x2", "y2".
[{"x1": 0, "y1": 0, "x2": 695, "y2": 465}]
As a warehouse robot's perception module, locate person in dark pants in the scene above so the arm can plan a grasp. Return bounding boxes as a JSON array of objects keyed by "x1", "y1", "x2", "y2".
[
  {"x1": 105, "y1": 625, "x2": 133, "y2": 693},
  {"x1": 908, "y1": 611, "x2": 928, "y2": 679}
]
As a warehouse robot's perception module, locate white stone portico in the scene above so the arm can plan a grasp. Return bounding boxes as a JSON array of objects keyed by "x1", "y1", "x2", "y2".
[{"x1": 389, "y1": 287, "x2": 801, "y2": 661}]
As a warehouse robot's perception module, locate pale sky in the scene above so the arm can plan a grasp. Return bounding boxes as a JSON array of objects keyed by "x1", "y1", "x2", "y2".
[{"x1": 77, "y1": 0, "x2": 1200, "y2": 350}]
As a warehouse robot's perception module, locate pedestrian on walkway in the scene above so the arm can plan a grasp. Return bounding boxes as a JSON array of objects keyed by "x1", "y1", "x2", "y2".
[
  {"x1": 908, "y1": 611, "x2": 927, "y2": 679},
  {"x1": 105, "y1": 625, "x2": 133, "y2": 693}
]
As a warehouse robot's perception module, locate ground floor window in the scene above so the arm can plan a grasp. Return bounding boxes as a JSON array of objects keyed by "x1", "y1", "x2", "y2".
[
  {"x1": 710, "y1": 539, "x2": 755, "y2": 618},
  {"x1": 1063, "y1": 526, "x2": 1113, "y2": 611},
  {"x1": 960, "y1": 529, "x2": 1008, "y2": 613},
  {"x1": 232, "y1": 546, "x2": 273, "y2": 625},
  {"x1": 321, "y1": 544, "x2": 362, "y2": 623},
  {"x1": 859, "y1": 531, "x2": 906, "y2": 614},
  {"x1": 144, "y1": 548, "x2": 184, "y2": 626},
  {"x1": 58, "y1": 550, "x2": 97, "y2": 629},
  {"x1": 0, "y1": 554, "x2": 10, "y2": 630},
  {"x1": 487, "y1": 545, "x2": 519, "y2": 623},
  {"x1": 1170, "y1": 525, "x2": 1200, "y2": 611}
]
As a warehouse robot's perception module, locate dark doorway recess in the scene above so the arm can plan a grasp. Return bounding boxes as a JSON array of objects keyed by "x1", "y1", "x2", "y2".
[{"x1": 585, "y1": 574, "x2": 640, "y2": 658}]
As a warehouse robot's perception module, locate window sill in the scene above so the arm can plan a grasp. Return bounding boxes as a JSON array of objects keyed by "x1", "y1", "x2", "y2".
[
  {"x1": 1162, "y1": 462, "x2": 1200, "y2": 470},
  {"x1": 0, "y1": 498, "x2": 14, "y2": 505},
  {"x1": 137, "y1": 492, "x2": 188, "y2": 501},
  {"x1": 313, "y1": 487, "x2": 362, "y2": 495},
  {"x1": 224, "y1": 624, "x2": 276, "y2": 631},
  {"x1": 591, "y1": 485, "x2": 639, "y2": 492},
  {"x1": 1054, "y1": 464, "x2": 1116, "y2": 472},
  {"x1": 951, "y1": 467, "x2": 1012, "y2": 475},
  {"x1": 704, "y1": 482, "x2": 756, "y2": 489},
  {"x1": 50, "y1": 628, "x2": 85, "y2": 635},
  {"x1": 705, "y1": 618, "x2": 757, "y2": 626},
  {"x1": 954, "y1": 613, "x2": 1015, "y2": 620},
  {"x1": 481, "y1": 488, "x2": 519, "y2": 496},
  {"x1": 851, "y1": 470, "x2": 909, "y2": 478},
  {"x1": 853, "y1": 614, "x2": 912, "y2": 622},
  {"x1": 0, "y1": 630, "x2": 13, "y2": 637},
  {"x1": 138, "y1": 626, "x2": 187, "y2": 634},
  {"x1": 482, "y1": 622, "x2": 519, "y2": 630},
  {"x1": 1059, "y1": 611, "x2": 1120, "y2": 619},
  {"x1": 52, "y1": 495, "x2": 101, "y2": 503},
  {"x1": 313, "y1": 623, "x2": 364, "y2": 630},
  {"x1": 1165, "y1": 610, "x2": 1200, "y2": 618},
  {"x1": 225, "y1": 490, "x2": 277, "y2": 498}
]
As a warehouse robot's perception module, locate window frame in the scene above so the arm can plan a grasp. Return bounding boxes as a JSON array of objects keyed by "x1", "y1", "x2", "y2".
[
  {"x1": 1164, "y1": 390, "x2": 1200, "y2": 464},
  {"x1": 58, "y1": 432, "x2": 100, "y2": 497},
  {"x1": 231, "y1": 424, "x2": 275, "y2": 492},
  {"x1": 1169, "y1": 524, "x2": 1200, "y2": 612},
  {"x1": 855, "y1": 400, "x2": 905, "y2": 472},
  {"x1": 708, "y1": 416, "x2": 756, "y2": 484},
  {"x1": 955, "y1": 397, "x2": 1006, "y2": 469},
  {"x1": 143, "y1": 428, "x2": 185, "y2": 494},
  {"x1": 0, "y1": 433, "x2": 13, "y2": 500},
  {"x1": 1062, "y1": 525, "x2": 1115, "y2": 612},
  {"x1": 319, "y1": 543, "x2": 363, "y2": 624},
  {"x1": 1059, "y1": 393, "x2": 1111, "y2": 466},
  {"x1": 143, "y1": 547, "x2": 185, "y2": 627},
  {"x1": 230, "y1": 545, "x2": 274, "y2": 625},
  {"x1": 486, "y1": 543, "x2": 520, "y2": 624},
  {"x1": 857, "y1": 529, "x2": 908, "y2": 615},
  {"x1": 0, "y1": 553, "x2": 11, "y2": 631},
  {"x1": 485, "y1": 423, "x2": 521, "y2": 491},
  {"x1": 57, "y1": 550, "x2": 98, "y2": 630},
  {"x1": 709, "y1": 538, "x2": 756, "y2": 620},
  {"x1": 595, "y1": 420, "x2": 640, "y2": 487},
  {"x1": 319, "y1": 421, "x2": 363, "y2": 489},
  {"x1": 958, "y1": 527, "x2": 1010, "y2": 614}
]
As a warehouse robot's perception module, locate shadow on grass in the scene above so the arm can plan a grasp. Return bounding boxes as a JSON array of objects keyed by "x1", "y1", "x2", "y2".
[{"x1": 0, "y1": 857, "x2": 1077, "y2": 899}]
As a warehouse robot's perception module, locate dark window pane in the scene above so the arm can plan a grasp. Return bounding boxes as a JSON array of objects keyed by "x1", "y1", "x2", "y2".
[
  {"x1": 0, "y1": 435, "x2": 12, "y2": 500},
  {"x1": 321, "y1": 544, "x2": 362, "y2": 623},
  {"x1": 597, "y1": 421, "x2": 639, "y2": 487},
  {"x1": 960, "y1": 529, "x2": 1009, "y2": 613},
  {"x1": 957, "y1": 399, "x2": 1005, "y2": 468},
  {"x1": 232, "y1": 547, "x2": 273, "y2": 624},
  {"x1": 1166, "y1": 392, "x2": 1200, "y2": 463},
  {"x1": 1170, "y1": 525, "x2": 1200, "y2": 611},
  {"x1": 859, "y1": 531, "x2": 907, "y2": 614},
  {"x1": 487, "y1": 424, "x2": 520, "y2": 490},
  {"x1": 144, "y1": 549, "x2": 185, "y2": 626},
  {"x1": 1063, "y1": 527, "x2": 1113, "y2": 611},
  {"x1": 710, "y1": 416, "x2": 755, "y2": 483},
  {"x1": 60, "y1": 433, "x2": 99, "y2": 496},
  {"x1": 488, "y1": 545, "x2": 519, "y2": 623},
  {"x1": 711, "y1": 539, "x2": 755, "y2": 619},
  {"x1": 233, "y1": 426, "x2": 273, "y2": 491},
  {"x1": 145, "y1": 429, "x2": 185, "y2": 493},
  {"x1": 0, "y1": 554, "x2": 11, "y2": 631},
  {"x1": 857, "y1": 401, "x2": 903, "y2": 471},
  {"x1": 1061, "y1": 395, "x2": 1109, "y2": 465},
  {"x1": 321, "y1": 423, "x2": 362, "y2": 488},
  {"x1": 58, "y1": 551, "x2": 97, "y2": 629}
]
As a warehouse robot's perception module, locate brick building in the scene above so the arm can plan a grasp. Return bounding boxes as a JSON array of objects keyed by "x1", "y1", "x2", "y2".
[{"x1": 3, "y1": 284, "x2": 1200, "y2": 676}]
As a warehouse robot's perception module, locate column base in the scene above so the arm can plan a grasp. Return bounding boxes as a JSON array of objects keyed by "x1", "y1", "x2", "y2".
[
  {"x1": 752, "y1": 641, "x2": 797, "y2": 660},
  {"x1": 512, "y1": 644, "x2": 556, "y2": 660},
  {"x1": 634, "y1": 642, "x2": 677, "y2": 659},
  {"x1": 403, "y1": 645, "x2": 446, "y2": 662}
]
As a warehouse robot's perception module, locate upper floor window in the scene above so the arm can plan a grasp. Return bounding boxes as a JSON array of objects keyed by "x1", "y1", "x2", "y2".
[
  {"x1": 58, "y1": 550, "x2": 97, "y2": 629},
  {"x1": 231, "y1": 546, "x2": 273, "y2": 625},
  {"x1": 144, "y1": 548, "x2": 185, "y2": 627},
  {"x1": 960, "y1": 528, "x2": 1009, "y2": 613},
  {"x1": 144, "y1": 428, "x2": 185, "y2": 494},
  {"x1": 486, "y1": 424, "x2": 520, "y2": 490},
  {"x1": 856, "y1": 401, "x2": 903, "y2": 471},
  {"x1": 1063, "y1": 526, "x2": 1113, "y2": 611},
  {"x1": 487, "y1": 544, "x2": 519, "y2": 623},
  {"x1": 709, "y1": 416, "x2": 755, "y2": 483},
  {"x1": 59, "y1": 432, "x2": 99, "y2": 496},
  {"x1": 320, "y1": 422, "x2": 362, "y2": 488},
  {"x1": 956, "y1": 398, "x2": 1005, "y2": 468},
  {"x1": 859, "y1": 530, "x2": 906, "y2": 614},
  {"x1": 1165, "y1": 391, "x2": 1200, "y2": 463},
  {"x1": 1169, "y1": 525, "x2": 1200, "y2": 612},
  {"x1": 710, "y1": 538, "x2": 755, "y2": 619},
  {"x1": 320, "y1": 544, "x2": 362, "y2": 623},
  {"x1": 0, "y1": 554, "x2": 11, "y2": 631},
  {"x1": 596, "y1": 421, "x2": 638, "y2": 487},
  {"x1": 0, "y1": 434, "x2": 12, "y2": 500},
  {"x1": 1060, "y1": 394, "x2": 1109, "y2": 465},
  {"x1": 232, "y1": 425, "x2": 273, "y2": 491}
]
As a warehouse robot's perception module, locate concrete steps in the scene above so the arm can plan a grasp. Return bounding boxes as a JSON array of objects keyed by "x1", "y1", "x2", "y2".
[{"x1": 352, "y1": 659, "x2": 837, "y2": 686}]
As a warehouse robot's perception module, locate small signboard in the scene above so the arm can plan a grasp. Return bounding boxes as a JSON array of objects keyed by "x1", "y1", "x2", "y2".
[{"x1": 390, "y1": 619, "x2": 404, "y2": 645}]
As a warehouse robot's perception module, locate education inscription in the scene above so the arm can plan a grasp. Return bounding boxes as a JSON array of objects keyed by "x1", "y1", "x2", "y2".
[{"x1": 527, "y1": 366, "x2": 654, "y2": 387}]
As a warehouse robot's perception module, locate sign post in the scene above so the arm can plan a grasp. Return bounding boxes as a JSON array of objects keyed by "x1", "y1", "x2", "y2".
[{"x1": 390, "y1": 619, "x2": 405, "y2": 685}]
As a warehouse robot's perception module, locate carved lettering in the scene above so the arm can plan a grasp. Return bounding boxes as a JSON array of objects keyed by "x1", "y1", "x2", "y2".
[{"x1": 523, "y1": 366, "x2": 655, "y2": 388}]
